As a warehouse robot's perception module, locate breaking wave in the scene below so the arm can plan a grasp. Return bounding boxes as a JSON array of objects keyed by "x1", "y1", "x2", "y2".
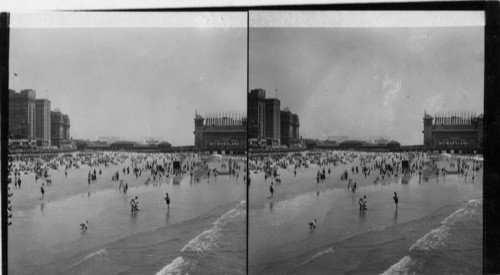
[
  {"x1": 382, "y1": 198, "x2": 482, "y2": 275},
  {"x1": 157, "y1": 200, "x2": 246, "y2": 274}
]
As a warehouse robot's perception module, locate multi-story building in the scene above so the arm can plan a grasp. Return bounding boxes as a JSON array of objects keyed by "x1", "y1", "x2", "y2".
[
  {"x1": 194, "y1": 112, "x2": 247, "y2": 154},
  {"x1": 63, "y1": 114, "x2": 70, "y2": 140},
  {"x1": 9, "y1": 89, "x2": 36, "y2": 139},
  {"x1": 280, "y1": 108, "x2": 294, "y2": 147},
  {"x1": 423, "y1": 111, "x2": 483, "y2": 153},
  {"x1": 249, "y1": 88, "x2": 302, "y2": 148},
  {"x1": 292, "y1": 113, "x2": 300, "y2": 140},
  {"x1": 35, "y1": 98, "x2": 51, "y2": 146},
  {"x1": 280, "y1": 108, "x2": 301, "y2": 147},
  {"x1": 264, "y1": 98, "x2": 280, "y2": 146},
  {"x1": 248, "y1": 89, "x2": 266, "y2": 139},
  {"x1": 51, "y1": 110, "x2": 72, "y2": 148}
]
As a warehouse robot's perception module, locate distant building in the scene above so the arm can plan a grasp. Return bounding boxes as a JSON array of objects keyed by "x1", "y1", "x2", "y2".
[
  {"x1": 194, "y1": 112, "x2": 247, "y2": 154},
  {"x1": 98, "y1": 136, "x2": 120, "y2": 144},
  {"x1": 51, "y1": 110, "x2": 71, "y2": 148},
  {"x1": 292, "y1": 113, "x2": 300, "y2": 140},
  {"x1": 310, "y1": 139, "x2": 402, "y2": 151},
  {"x1": 248, "y1": 89, "x2": 266, "y2": 139},
  {"x1": 423, "y1": 111, "x2": 483, "y2": 153},
  {"x1": 280, "y1": 109, "x2": 294, "y2": 147},
  {"x1": 374, "y1": 138, "x2": 389, "y2": 145},
  {"x1": 280, "y1": 108, "x2": 301, "y2": 147},
  {"x1": 158, "y1": 142, "x2": 172, "y2": 151},
  {"x1": 265, "y1": 98, "x2": 280, "y2": 146},
  {"x1": 63, "y1": 114, "x2": 70, "y2": 140},
  {"x1": 110, "y1": 141, "x2": 136, "y2": 151},
  {"x1": 249, "y1": 88, "x2": 302, "y2": 148},
  {"x1": 9, "y1": 89, "x2": 36, "y2": 139},
  {"x1": 327, "y1": 136, "x2": 349, "y2": 143},
  {"x1": 51, "y1": 111, "x2": 64, "y2": 147},
  {"x1": 35, "y1": 99, "x2": 51, "y2": 146}
]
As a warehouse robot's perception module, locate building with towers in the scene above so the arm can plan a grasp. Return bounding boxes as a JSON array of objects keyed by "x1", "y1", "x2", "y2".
[
  {"x1": 423, "y1": 110, "x2": 483, "y2": 153},
  {"x1": 248, "y1": 88, "x2": 301, "y2": 148},
  {"x1": 194, "y1": 111, "x2": 247, "y2": 154},
  {"x1": 51, "y1": 110, "x2": 72, "y2": 148}
]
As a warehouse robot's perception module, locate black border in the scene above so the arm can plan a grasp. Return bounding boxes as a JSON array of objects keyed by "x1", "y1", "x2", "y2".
[
  {"x1": 484, "y1": 2, "x2": 500, "y2": 273},
  {"x1": 246, "y1": 10, "x2": 250, "y2": 275},
  {"x1": 0, "y1": 12, "x2": 9, "y2": 275},
  {"x1": 2, "y1": 2, "x2": 500, "y2": 274},
  {"x1": 79, "y1": 1, "x2": 485, "y2": 12}
]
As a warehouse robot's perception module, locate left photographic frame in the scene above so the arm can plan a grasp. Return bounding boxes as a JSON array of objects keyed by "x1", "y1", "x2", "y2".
[{"x1": 6, "y1": 12, "x2": 248, "y2": 274}]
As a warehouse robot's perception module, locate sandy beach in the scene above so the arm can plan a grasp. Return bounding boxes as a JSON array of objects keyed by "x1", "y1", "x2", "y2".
[
  {"x1": 248, "y1": 151, "x2": 482, "y2": 274},
  {"x1": 8, "y1": 152, "x2": 247, "y2": 274}
]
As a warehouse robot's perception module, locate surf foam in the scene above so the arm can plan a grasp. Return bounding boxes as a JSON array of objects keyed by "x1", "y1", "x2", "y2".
[
  {"x1": 182, "y1": 200, "x2": 245, "y2": 253},
  {"x1": 156, "y1": 256, "x2": 187, "y2": 275},
  {"x1": 382, "y1": 198, "x2": 482, "y2": 274},
  {"x1": 381, "y1": 255, "x2": 421, "y2": 275},
  {"x1": 410, "y1": 198, "x2": 482, "y2": 253},
  {"x1": 71, "y1": 248, "x2": 107, "y2": 267},
  {"x1": 157, "y1": 201, "x2": 246, "y2": 274}
]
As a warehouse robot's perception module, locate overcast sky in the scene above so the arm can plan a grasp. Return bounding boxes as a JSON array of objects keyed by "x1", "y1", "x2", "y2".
[
  {"x1": 10, "y1": 25, "x2": 246, "y2": 145},
  {"x1": 250, "y1": 26, "x2": 484, "y2": 145}
]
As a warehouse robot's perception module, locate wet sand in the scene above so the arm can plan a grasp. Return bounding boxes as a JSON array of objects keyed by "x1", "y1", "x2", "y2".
[
  {"x1": 8, "y1": 154, "x2": 246, "y2": 274},
  {"x1": 249, "y1": 153, "x2": 482, "y2": 274}
]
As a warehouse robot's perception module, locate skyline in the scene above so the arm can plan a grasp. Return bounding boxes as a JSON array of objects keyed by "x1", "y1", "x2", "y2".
[
  {"x1": 10, "y1": 25, "x2": 247, "y2": 146},
  {"x1": 9, "y1": 12, "x2": 485, "y2": 147},
  {"x1": 250, "y1": 26, "x2": 484, "y2": 145}
]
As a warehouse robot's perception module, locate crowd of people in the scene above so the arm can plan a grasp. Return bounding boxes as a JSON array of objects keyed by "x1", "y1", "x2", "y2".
[
  {"x1": 9, "y1": 151, "x2": 246, "y2": 230},
  {"x1": 249, "y1": 150, "x2": 483, "y2": 229}
]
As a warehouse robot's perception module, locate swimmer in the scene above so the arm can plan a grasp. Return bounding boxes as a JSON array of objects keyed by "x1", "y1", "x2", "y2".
[
  {"x1": 308, "y1": 219, "x2": 317, "y2": 229},
  {"x1": 80, "y1": 220, "x2": 89, "y2": 230}
]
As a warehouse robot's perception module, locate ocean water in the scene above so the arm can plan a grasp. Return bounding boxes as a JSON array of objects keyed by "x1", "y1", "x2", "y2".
[
  {"x1": 383, "y1": 198, "x2": 482, "y2": 275},
  {"x1": 9, "y1": 159, "x2": 246, "y2": 275},
  {"x1": 249, "y1": 157, "x2": 482, "y2": 274}
]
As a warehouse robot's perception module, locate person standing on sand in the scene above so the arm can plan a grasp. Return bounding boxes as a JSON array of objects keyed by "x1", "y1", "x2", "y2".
[{"x1": 393, "y1": 192, "x2": 399, "y2": 208}]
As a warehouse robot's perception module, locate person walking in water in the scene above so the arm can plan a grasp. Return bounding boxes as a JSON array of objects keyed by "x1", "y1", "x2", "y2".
[
  {"x1": 130, "y1": 196, "x2": 139, "y2": 212},
  {"x1": 270, "y1": 182, "x2": 274, "y2": 198},
  {"x1": 393, "y1": 192, "x2": 399, "y2": 208},
  {"x1": 41, "y1": 185, "x2": 45, "y2": 199},
  {"x1": 165, "y1": 193, "x2": 170, "y2": 208},
  {"x1": 358, "y1": 196, "x2": 367, "y2": 210}
]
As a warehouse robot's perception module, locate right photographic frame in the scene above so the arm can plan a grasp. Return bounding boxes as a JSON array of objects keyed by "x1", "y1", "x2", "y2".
[{"x1": 248, "y1": 11, "x2": 484, "y2": 274}]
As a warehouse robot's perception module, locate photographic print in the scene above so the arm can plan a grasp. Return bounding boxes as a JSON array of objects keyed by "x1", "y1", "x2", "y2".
[
  {"x1": 7, "y1": 12, "x2": 247, "y2": 274},
  {"x1": 248, "y1": 11, "x2": 484, "y2": 274}
]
